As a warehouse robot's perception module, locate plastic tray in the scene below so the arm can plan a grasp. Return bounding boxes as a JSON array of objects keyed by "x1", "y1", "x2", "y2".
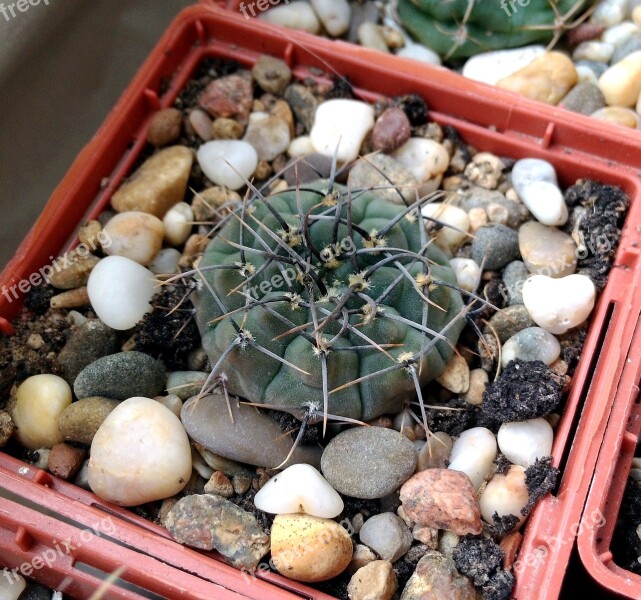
[{"x1": 1, "y1": 4, "x2": 641, "y2": 599}]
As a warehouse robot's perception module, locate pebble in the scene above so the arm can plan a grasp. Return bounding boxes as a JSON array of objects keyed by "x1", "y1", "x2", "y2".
[
  {"x1": 348, "y1": 560, "x2": 397, "y2": 600},
  {"x1": 592, "y1": 0, "x2": 629, "y2": 26},
  {"x1": 156, "y1": 394, "x2": 183, "y2": 417},
  {"x1": 204, "y1": 471, "x2": 234, "y2": 498},
  {"x1": 13, "y1": 374, "x2": 72, "y2": 450},
  {"x1": 436, "y1": 354, "x2": 470, "y2": 394},
  {"x1": 462, "y1": 45, "x2": 546, "y2": 86},
  {"x1": 192, "y1": 186, "x2": 241, "y2": 220},
  {"x1": 58, "y1": 396, "x2": 120, "y2": 445},
  {"x1": 321, "y1": 427, "x2": 418, "y2": 499},
  {"x1": 576, "y1": 64, "x2": 599, "y2": 84},
  {"x1": 358, "y1": 22, "x2": 389, "y2": 52},
  {"x1": 111, "y1": 146, "x2": 193, "y2": 217},
  {"x1": 400, "y1": 552, "x2": 476, "y2": 600},
  {"x1": 243, "y1": 112, "x2": 291, "y2": 161},
  {"x1": 371, "y1": 107, "x2": 412, "y2": 153},
  {"x1": 163, "y1": 202, "x2": 194, "y2": 247},
  {"x1": 103, "y1": 212, "x2": 164, "y2": 265},
  {"x1": 496, "y1": 52, "x2": 577, "y2": 105},
  {"x1": 0, "y1": 573, "x2": 26, "y2": 600},
  {"x1": 497, "y1": 418, "x2": 554, "y2": 468},
  {"x1": 74, "y1": 351, "x2": 165, "y2": 400},
  {"x1": 149, "y1": 248, "x2": 181, "y2": 274},
  {"x1": 211, "y1": 117, "x2": 245, "y2": 140},
  {"x1": 635, "y1": 4, "x2": 641, "y2": 26},
  {"x1": 400, "y1": 469, "x2": 482, "y2": 536},
  {"x1": 523, "y1": 274, "x2": 596, "y2": 334},
  {"x1": 48, "y1": 443, "x2": 86, "y2": 480},
  {"x1": 260, "y1": 2, "x2": 322, "y2": 33},
  {"x1": 347, "y1": 153, "x2": 418, "y2": 205},
  {"x1": 485, "y1": 304, "x2": 535, "y2": 343},
  {"x1": 448, "y1": 258, "x2": 481, "y2": 293},
  {"x1": 502, "y1": 260, "x2": 529, "y2": 305},
  {"x1": 48, "y1": 250, "x2": 99, "y2": 290},
  {"x1": 392, "y1": 138, "x2": 449, "y2": 183},
  {"x1": 464, "y1": 152, "x2": 505, "y2": 190},
  {"x1": 310, "y1": 99, "x2": 375, "y2": 163},
  {"x1": 88, "y1": 397, "x2": 192, "y2": 506},
  {"x1": 254, "y1": 464, "x2": 344, "y2": 518},
  {"x1": 448, "y1": 427, "x2": 497, "y2": 490},
  {"x1": 598, "y1": 50, "x2": 641, "y2": 106},
  {"x1": 612, "y1": 36, "x2": 641, "y2": 63},
  {"x1": 284, "y1": 84, "x2": 318, "y2": 132},
  {"x1": 199, "y1": 74, "x2": 253, "y2": 123},
  {"x1": 147, "y1": 108, "x2": 182, "y2": 147},
  {"x1": 188, "y1": 109, "x2": 213, "y2": 141},
  {"x1": 461, "y1": 368, "x2": 488, "y2": 406},
  {"x1": 396, "y1": 43, "x2": 441, "y2": 65},
  {"x1": 417, "y1": 432, "x2": 453, "y2": 470},
  {"x1": 572, "y1": 41, "x2": 615, "y2": 63},
  {"x1": 518, "y1": 221, "x2": 577, "y2": 277},
  {"x1": 287, "y1": 135, "x2": 315, "y2": 157},
  {"x1": 252, "y1": 55, "x2": 292, "y2": 94},
  {"x1": 167, "y1": 493, "x2": 270, "y2": 570},
  {"x1": 421, "y1": 203, "x2": 470, "y2": 250},
  {"x1": 182, "y1": 393, "x2": 321, "y2": 468},
  {"x1": 470, "y1": 224, "x2": 520, "y2": 270},
  {"x1": 197, "y1": 140, "x2": 258, "y2": 190},
  {"x1": 0, "y1": 411, "x2": 14, "y2": 447},
  {"x1": 348, "y1": 544, "x2": 377, "y2": 574},
  {"x1": 560, "y1": 82, "x2": 606, "y2": 114},
  {"x1": 479, "y1": 465, "x2": 529, "y2": 526},
  {"x1": 502, "y1": 327, "x2": 561, "y2": 367},
  {"x1": 360, "y1": 512, "x2": 412, "y2": 562},
  {"x1": 166, "y1": 371, "x2": 207, "y2": 399},
  {"x1": 283, "y1": 153, "x2": 334, "y2": 185},
  {"x1": 467, "y1": 206, "x2": 488, "y2": 232},
  {"x1": 591, "y1": 105, "x2": 640, "y2": 127},
  {"x1": 576, "y1": 59, "x2": 609, "y2": 80},
  {"x1": 270, "y1": 514, "x2": 353, "y2": 582},
  {"x1": 311, "y1": 0, "x2": 351, "y2": 36}
]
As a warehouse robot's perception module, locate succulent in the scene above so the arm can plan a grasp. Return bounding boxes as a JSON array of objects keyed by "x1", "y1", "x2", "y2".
[
  {"x1": 192, "y1": 178, "x2": 467, "y2": 428},
  {"x1": 396, "y1": 0, "x2": 595, "y2": 60}
]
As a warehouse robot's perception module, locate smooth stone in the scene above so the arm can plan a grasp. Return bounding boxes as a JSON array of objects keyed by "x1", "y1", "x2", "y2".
[
  {"x1": 598, "y1": 50, "x2": 641, "y2": 106},
  {"x1": 348, "y1": 544, "x2": 378, "y2": 573},
  {"x1": 49, "y1": 250, "x2": 99, "y2": 290},
  {"x1": 348, "y1": 153, "x2": 418, "y2": 205},
  {"x1": 371, "y1": 107, "x2": 412, "y2": 153},
  {"x1": 576, "y1": 64, "x2": 599, "y2": 84},
  {"x1": 520, "y1": 180, "x2": 568, "y2": 226},
  {"x1": 396, "y1": 43, "x2": 442, "y2": 65},
  {"x1": 572, "y1": 41, "x2": 615, "y2": 62},
  {"x1": 454, "y1": 185, "x2": 522, "y2": 229},
  {"x1": 480, "y1": 465, "x2": 529, "y2": 526},
  {"x1": 191, "y1": 186, "x2": 241, "y2": 220},
  {"x1": 592, "y1": 0, "x2": 629, "y2": 27},
  {"x1": 311, "y1": 0, "x2": 351, "y2": 36},
  {"x1": 284, "y1": 84, "x2": 318, "y2": 132},
  {"x1": 156, "y1": 395, "x2": 183, "y2": 417},
  {"x1": 188, "y1": 109, "x2": 213, "y2": 142},
  {"x1": 166, "y1": 493, "x2": 269, "y2": 570},
  {"x1": 252, "y1": 55, "x2": 292, "y2": 94},
  {"x1": 243, "y1": 112, "x2": 291, "y2": 161},
  {"x1": 502, "y1": 260, "x2": 529, "y2": 305},
  {"x1": 254, "y1": 464, "x2": 344, "y2": 518},
  {"x1": 470, "y1": 224, "x2": 520, "y2": 270},
  {"x1": 13, "y1": 375, "x2": 72, "y2": 450},
  {"x1": 166, "y1": 371, "x2": 207, "y2": 400},
  {"x1": 197, "y1": 140, "x2": 258, "y2": 190},
  {"x1": 448, "y1": 427, "x2": 497, "y2": 490},
  {"x1": 502, "y1": 327, "x2": 560, "y2": 367},
  {"x1": 287, "y1": 136, "x2": 315, "y2": 157},
  {"x1": 592, "y1": 105, "x2": 640, "y2": 127},
  {"x1": 199, "y1": 75, "x2": 253, "y2": 123},
  {"x1": 211, "y1": 117, "x2": 245, "y2": 140},
  {"x1": 58, "y1": 397, "x2": 120, "y2": 445},
  {"x1": 359, "y1": 513, "x2": 412, "y2": 562},
  {"x1": 348, "y1": 560, "x2": 398, "y2": 600},
  {"x1": 149, "y1": 248, "x2": 181, "y2": 274},
  {"x1": 0, "y1": 574, "x2": 26, "y2": 600},
  {"x1": 283, "y1": 153, "x2": 334, "y2": 185},
  {"x1": 163, "y1": 202, "x2": 194, "y2": 247},
  {"x1": 321, "y1": 427, "x2": 418, "y2": 499},
  {"x1": 88, "y1": 397, "x2": 192, "y2": 506},
  {"x1": 635, "y1": 4, "x2": 641, "y2": 26},
  {"x1": 518, "y1": 221, "x2": 577, "y2": 277},
  {"x1": 417, "y1": 432, "x2": 453, "y2": 470},
  {"x1": 448, "y1": 258, "x2": 482, "y2": 293},
  {"x1": 422, "y1": 203, "x2": 470, "y2": 250},
  {"x1": 401, "y1": 552, "x2": 475, "y2": 600},
  {"x1": 392, "y1": 138, "x2": 449, "y2": 183},
  {"x1": 111, "y1": 146, "x2": 193, "y2": 218},
  {"x1": 462, "y1": 45, "x2": 546, "y2": 86},
  {"x1": 270, "y1": 514, "x2": 353, "y2": 582},
  {"x1": 436, "y1": 354, "x2": 470, "y2": 394},
  {"x1": 511, "y1": 158, "x2": 557, "y2": 193},
  {"x1": 461, "y1": 369, "x2": 488, "y2": 406},
  {"x1": 310, "y1": 99, "x2": 375, "y2": 163},
  {"x1": 523, "y1": 274, "x2": 596, "y2": 334},
  {"x1": 103, "y1": 211, "x2": 164, "y2": 265},
  {"x1": 358, "y1": 22, "x2": 389, "y2": 52},
  {"x1": 560, "y1": 82, "x2": 606, "y2": 114},
  {"x1": 484, "y1": 305, "x2": 535, "y2": 343},
  {"x1": 87, "y1": 256, "x2": 156, "y2": 330},
  {"x1": 498, "y1": 418, "x2": 554, "y2": 468},
  {"x1": 182, "y1": 393, "x2": 321, "y2": 468},
  {"x1": 48, "y1": 442, "x2": 86, "y2": 480},
  {"x1": 400, "y1": 469, "x2": 483, "y2": 536},
  {"x1": 575, "y1": 59, "x2": 609, "y2": 79},
  {"x1": 612, "y1": 35, "x2": 641, "y2": 63},
  {"x1": 145, "y1": 108, "x2": 182, "y2": 147},
  {"x1": 496, "y1": 52, "x2": 577, "y2": 105}
]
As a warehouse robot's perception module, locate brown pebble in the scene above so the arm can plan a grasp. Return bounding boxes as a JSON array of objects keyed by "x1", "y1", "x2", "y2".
[
  {"x1": 211, "y1": 117, "x2": 245, "y2": 140},
  {"x1": 50, "y1": 287, "x2": 90, "y2": 309},
  {"x1": 367, "y1": 416, "x2": 393, "y2": 428},
  {"x1": 232, "y1": 474, "x2": 252, "y2": 495},
  {"x1": 371, "y1": 107, "x2": 411, "y2": 153},
  {"x1": 254, "y1": 160, "x2": 273, "y2": 180},
  {"x1": 204, "y1": 471, "x2": 234, "y2": 497},
  {"x1": 48, "y1": 443, "x2": 86, "y2": 480},
  {"x1": 200, "y1": 74, "x2": 253, "y2": 124},
  {"x1": 192, "y1": 187, "x2": 241, "y2": 221},
  {"x1": 567, "y1": 22, "x2": 605, "y2": 47},
  {"x1": 271, "y1": 99, "x2": 295, "y2": 138},
  {"x1": 0, "y1": 411, "x2": 14, "y2": 447},
  {"x1": 78, "y1": 220, "x2": 103, "y2": 250},
  {"x1": 500, "y1": 531, "x2": 523, "y2": 570},
  {"x1": 147, "y1": 108, "x2": 183, "y2": 147},
  {"x1": 49, "y1": 251, "x2": 99, "y2": 290}
]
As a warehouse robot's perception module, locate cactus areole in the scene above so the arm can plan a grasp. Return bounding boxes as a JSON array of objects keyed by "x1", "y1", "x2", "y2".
[{"x1": 193, "y1": 181, "x2": 466, "y2": 422}]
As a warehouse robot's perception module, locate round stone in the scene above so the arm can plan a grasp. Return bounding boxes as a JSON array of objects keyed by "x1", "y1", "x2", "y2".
[
  {"x1": 518, "y1": 221, "x2": 577, "y2": 278},
  {"x1": 103, "y1": 211, "x2": 164, "y2": 265},
  {"x1": 197, "y1": 140, "x2": 258, "y2": 190},
  {"x1": 471, "y1": 224, "x2": 519, "y2": 271},
  {"x1": 58, "y1": 397, "x2": 120, "y2": 445},
  {"x1": 501, "y1": 327, "x2": 560, "y2": 367}
]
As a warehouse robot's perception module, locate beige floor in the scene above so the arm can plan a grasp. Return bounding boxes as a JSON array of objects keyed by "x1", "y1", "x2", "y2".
[{"x1": 0, "y1": 0, "x2": 193, "y2": 268}]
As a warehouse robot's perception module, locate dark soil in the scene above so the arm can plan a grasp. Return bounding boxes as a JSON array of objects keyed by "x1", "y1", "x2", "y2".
[
  {"x1": 393, "y1": 94, "x2": 428, "y2": 126},
  {"x1": 453, "y1": 536, "x2": 503, "y2": 586},
  {"x1": 612, "y1": 476, "x2": 641, "y2": 575},
  {"x1": 523, "y1": 456, "x2": 559, "y2": 516},
  {"x1": 487, "y1": 513, "x2": 520, "y2": 538},
  {"x1": 424, "y1": 397, "x2": 479, "y2": 436},
  {"x1": 23, "y1": 284, "x2": 56, "y2": 316},
  {"x1": 493, "y1": 454, "x2": 512, "y2": 476}
]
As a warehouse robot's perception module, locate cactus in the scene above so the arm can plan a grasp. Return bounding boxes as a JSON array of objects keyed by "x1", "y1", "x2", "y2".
[
  {"x1": 191, "y1": 177, "x2": 469, "y2": 431},
  {"x1": 396, "y1": 0, "x2": 595, "y2": 60}
]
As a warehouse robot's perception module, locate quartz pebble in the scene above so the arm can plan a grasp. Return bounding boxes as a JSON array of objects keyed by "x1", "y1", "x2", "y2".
[
  {"x1": 448, "y1": 427, "x2": 497, "y2": 490},
  {"x1": 310, "y1": 99, "x2": 375, "y2": 163},
  {"x1": 436, "y1": 354, "x2": 470, "y2": 394},
  {"x1": 421, "y1": 203, "x2": 470, "y2": 250},
  {"x1": 462, "y1": 368, "x2": 489, "y2": 406},
  {"x1": 270, "y1": 514, "x2": 353, "y2": 582},
  {"x1": 0, "y1": 573, "x2": 26, "y2": 600},
  {"x1": 598, "y1": 50, "x2": 641, "y2": 106},
  {"x1": 87, "y1": 256, "x2": 156, "y2": 330},
  {"x1": 311, "y1": 0, "x2": 351, "y2": 36},
  {"x1": 592, "y1": 0, "x2": 628, "y2": 27},
  {"x1": 502, "y1": 327, "x2": 561, "y2": 367},
  {"x1": 359, "y1": 513, "x2": 412, "y2": 562},
  {"x1": 347, "y1": 153, "x2": 418, "y2": 205},
  {"x1": 188, "y1": 109, "x2": 213, "y2": 141},
  {"x1": 163, "y1": 202, "x2": 194, "y2": 246},
  {"x1": 103, "y1": 212, "x2": 164, "y2": 265},
  {"x1": 347, "y1": 560, "x2": 398, "y2": 600},
  {"x1": 396, "y1": 43, "x2": 441, "y2": 65},
  {"x1": 13, "y1": 374, "x2": 72, "y2": 450},
  {"x1": 254, "y1": 464, "x2": 344, "y2": 518},
  {"x1": 401, "y1": 552, "x2": 475, "y2": 600},
  {"x1": 243, "y1": 113, "x2": 291, "y2": 161},
  {"x1": 518, "y1": 221, "x2": 577, "y2": 277},
  {"x1": 497, "y1": 418, "x2": 554, "y2": 468},
  {"x1": 288, "y1": 136, "x2": 315, "y2": 157},
  {"x1": 149, "y1": 248, "x2": 181, "y2": 274},
  {"x1": 197, "y1": 140, "x2": 258, "y2": 190},
  {"x1": 480, "y1": 465, "x2": 529, "y2": 526},
  {"x1": 260, "y1": 1, "x2": 321, "y2": 32},
  {"x1": 523, "y1": 274, "x2": 596, "y2": 334},
  {"x1": 462, "y1": 45, "x2": 546, "y2": 86},
  {"x1": 573, "y1": 41, "x2": 615, "y2": 63},
  {"x1": 512, "y1": 158, "x2": 567, "y2": 226},
  {"x1": 393, "y1": 138, "x2": 449, "y2": 183},
  {"x1": 88, "y1": 397, "x2": 192, "y2": 506},
  {"x1": 448, "y1": 258, "x2": 482, "y2": 293},
  {"x1": 417, "y1": 432, "x2": 453, "y2": 470}
]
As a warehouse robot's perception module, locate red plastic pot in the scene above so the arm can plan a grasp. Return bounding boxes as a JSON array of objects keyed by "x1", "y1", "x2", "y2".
[{"x1": 1, "y1": 4, "x2": 641, "y2": 599}]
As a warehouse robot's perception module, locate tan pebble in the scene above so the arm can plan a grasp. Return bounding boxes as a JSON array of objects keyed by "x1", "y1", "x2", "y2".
[
  {"x1": 252, "y1": 100, "x2": 266, "y2": 112},
  {"x1": 367, "y1": 416, "x2": 393, "y2": 428},
  {"x1": 436, "y1": 354, "x2": 470, "y2": 394},
  {"x1": 518, "y1": 221, "x2": 577, "y2": 278},
  {"x1": 104, "y1": 211, "x2": 164, "y2": 265},
  {"x1": 211, "y1": 118, "x2": 245, "y2": 140},
  {"x1": 480, "y1": 465, "x2": 529, "y2": 527},
  {"x1": 468, "y1": 207, "x2": 488, "y2": 232},
  {"x1": 402, "y1": 551, "x2": 475, "y2": 600},
  {"x1": 505, "y1": 187, "x2": 520, "y2": 203},
  {"x1": 0, "y1": 411, "x2": 14, "y2": 447},
  {"x1": 461, "y1": 368, "x2": 488, "y2": 406},
  {"x1": 347, "y1": 544, "x2": 377, "y2": 574},
  {"x1": 417, "y1": 432, "x2": 453, "y2": 471},
  {"x1": 591, "y1": 106, "x2": 639, "y2": 128},
  {"x1": 634, "y1": 5, "x2": 641, "y2": 27},
  {"x1": 48, "y1": 443, "x2": 86, "y2": 480},
  {"x1": 270, "y1": 514, "x2": 353, "y2": 582},
  {"x1": 254, "y1": 160, "x2": 273, "y2": 180},
  {"x1": 204, "y1": 471, "x2": 234, "y2": 497},
  {"x1": 549, "y1": 358, "x2": 568, "y2": 376},
  {"x1": 27, "y1": 333, "x2": 44, "y2": 350},
  {"x1": 188, "y1": 109, "x2": 214, "y2": 141},
  {"x1": 192, "y1": 187, "x2": 241, "y2": 221},
  {"x1": 147, "y1": 108, "x2": 182, "y2": 147},
  {"x1": 500, "y1": 531, "x2": 523, "y2": 570},
  {"x1": 180, "y1": 234, "x2": 207, "y2": 261},
  {"x1": 378, "y1": 25, "x2": 405, "y2": 49},
  {"x1": 464, "y1": 152, "x2": 505, "y2": 190},
  {"x1": 496, "y1": 52, "x2": 577, "y2": 104},
  {"x1": 232, "y1": 474, "x2": 252, "y2": 495},
  {"x1": 59, "y1": 397, "x2": 120, "y2": 445},
  {"x1": 49, "y1": 251, "x2": 99, "y2": 290},
  {"x1": 158, "y1": 497, "x2": 180, "y2": 527},
  {"x1": 598, "y1": 51, "x2": 641, "y2": 107},
  {"x1": 269, "y1": 179, "x2": 289, "y2": 194},
  {"x1": 487, "y1": 202, "x2": 509, "y2": 224},
  {"x1": 412, "y1": 525, "x2": 439, "y2": 547},
  {"x1": 441, "y1": 176, "x2": 463, "y2": 191},
  {"x1": 77, "y1": 220, "x2": 103, "y2": 250},
  {"x1": 50, "y1": 287, "x2": 90, "y2": 309},
  {"x1": 347, "y1": 560, "x2": 397, "y2": 600},
  {"x1": 271, "y1": 99, "x2": 295, "y2": 138}
]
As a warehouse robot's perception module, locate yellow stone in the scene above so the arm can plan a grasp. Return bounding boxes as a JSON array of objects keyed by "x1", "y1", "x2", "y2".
[
  {"x1": 598, "y1": 51, "x2": 641, "y2": 107},
  {"x1": 591, "y1": 106, "x2": 639, "y2": 129}
]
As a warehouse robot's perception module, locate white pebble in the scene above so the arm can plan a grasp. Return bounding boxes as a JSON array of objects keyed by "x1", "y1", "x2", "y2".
[
  {"x1": 592, "y1": 0, "x2": 629, "y2": 26},
  {"x1": 254, "y1": 464, "x2": 344, "y2": 518},
  {"x1": 88, "y1": 397, "x2": 192, "y2": 506},
  {"x1": 448, "y1": 427, "x2": 497, "y2": 490},
  {"x1": 602, "y1": 21, "x2": 640, "y2": 47},
  {"x1": 310, "y1": 99, "x2": 375, "y2": 163},
  {"x1": 498, "y1": 419, "x2": 554, "y2": 468},
  {"x1": 163, "y1": 202, "x2": 194, "y2": 246},
  {"x1": 522, "y1": 274, "x2": 596, "y2": 335},
  {"x1": 576, "y1": 65, "x2": 598, "y2": 85},
  {"x1": 480, "y1": 465, "x2": 529, "y2": 525},
  {"x1": 148, "y1": 248, "x2": 181, "y2": 275},
  {"x1": 357, "y1": 22, "x2": 389, "y2": 53},
  {"x1": 511, "y1": 158, "x2": 557, "y2": 190},
  {"x1": 13, "y1": 374, "x2": 72, "y2": 450},
  {"x1": 310, "y1": 0, "x2": 351, "y2": 37},
  {"x1": 396, "y1": 43, "x2": 442, "y2": 65},
  {"x1": 288, "y1": 135, "x2": 315, "y2": 157},
  {"x1": 572, "y1": 41, "x2": 615, "y2": 63},
  {"x1": 449, "y1": 258, "x2": 482, "y2": 293},
  {"x1": 197, "y1": 140, "x2": 258, "y2": 190},
  {"x1": 87, "y1": 256, "x2": 157, "y2": 330},
  {"x1": 501, "y1": 327, "x2": 561, "y2": 367},
  {"x1": 462, "y1": 45, "x2": 546, "y2": 86},
  {"x1": 392, "y1": 138, "x2": 449, "y2": 183},
  {"x1": 0, "y1": 572, "x2": 26, "y2": 600},
  {"x1": 421, "y1": 203, "x2": 470, "y2": 250},
  {"x1": 259, "y1": 2, "x2": 321, "y2": 33},
  {"x1": 103, "y1": 211, "x2": 164, "y2": 265}
]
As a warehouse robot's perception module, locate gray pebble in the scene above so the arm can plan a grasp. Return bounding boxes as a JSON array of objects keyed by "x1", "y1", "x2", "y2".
[
  {"x1": 612, "y1": 36, "x2": 641, "y2": 63},
  {"x1": 471, "y1": 224, "x2": 519, "y2": 270},
  {"x1": 167, "y1": 371, "x2": 208, "y2": 400},
  {"x1": 575, "y1": 60, "x2": 609, "y2": 79},
  {"x1": 252, "y1": 55, "x2": 292, "y2": 95},
  {"x1": 560, "y1": 82, "x2": 606, "y2": 115},
  {"x1": 359, "y1": 512, "x2": 413, "y2": 562},
  {"x1": 454, "y1": 186, "x2": 522, "y2": 228},
  {"x1": 283, "y1": 153, "x2": 334, "y2": 186},
  {"x1": 502, "y1": 260, "x2": 529, "y2": 305},
  {"x1": 283, "y1": 83, "x2": 318, "y2": 132},
  {"x1": 347, "y1": 153, "x2": 418, "y2": 205},
  {"x1": 484, "y1": 305, "x2": 535, "y2": 343}
]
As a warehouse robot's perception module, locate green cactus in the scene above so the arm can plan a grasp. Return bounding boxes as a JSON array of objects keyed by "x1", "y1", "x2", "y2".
[
  {"x1": 192, "y1": 179, "x2": 467, "y2": 428},
  {"x1": 396, "y1": 0, "x2": 595, "y2": 60}
]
